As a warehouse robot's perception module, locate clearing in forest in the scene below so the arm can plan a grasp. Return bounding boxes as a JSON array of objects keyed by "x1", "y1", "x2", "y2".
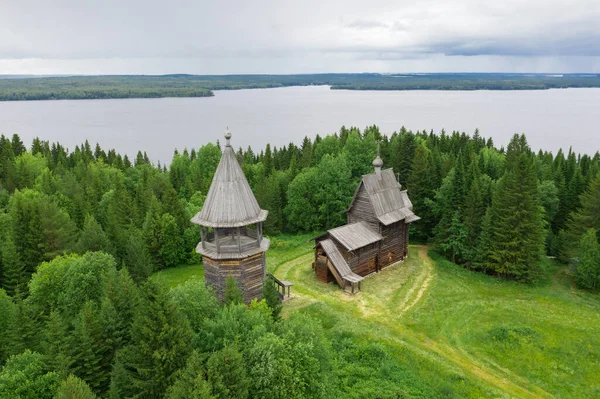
[{"x1": 270, "y1": 240, "x2": 600, "y2": 399}]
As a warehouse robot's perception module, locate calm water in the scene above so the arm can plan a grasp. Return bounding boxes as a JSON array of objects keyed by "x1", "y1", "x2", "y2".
[{"x1": 0, "y1": 86, "x2": 599, "y2": 165}]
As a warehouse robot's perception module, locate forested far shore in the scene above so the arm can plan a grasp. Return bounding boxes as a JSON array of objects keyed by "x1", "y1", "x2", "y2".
[
  {"x1": 2, "y1": 73, "x2": 600, "y2": 101},
  {"x1": 1, "y1": 126, "x2": 600, "y2": 397}
]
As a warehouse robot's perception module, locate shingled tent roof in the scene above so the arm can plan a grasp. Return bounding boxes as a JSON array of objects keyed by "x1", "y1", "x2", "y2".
[
  {"x1": 191, "y1": 130, "x2": 268, "y2": 228},
  {"x1": 347, "y1": 168, "x2": 420, "y2": 225}
]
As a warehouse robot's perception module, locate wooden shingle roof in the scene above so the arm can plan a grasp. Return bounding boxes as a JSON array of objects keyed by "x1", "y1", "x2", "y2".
[
  {"x1": 318, "y1": 239, "x2": 364, "y2": 283},
  {"x1": 347, "y1": 168, "x2": 420, "y2": 225},
  {"x1": 191, "y1": 131, "x2": 268, "y2": 228},
  {"x1": 328, "y1": 221, "x2": 383, "y2": 251}
]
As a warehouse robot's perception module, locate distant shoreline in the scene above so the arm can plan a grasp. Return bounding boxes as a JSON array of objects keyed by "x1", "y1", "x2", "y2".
[{"x1": 1, "y1": 73, "x2": 599, "y2": 101}]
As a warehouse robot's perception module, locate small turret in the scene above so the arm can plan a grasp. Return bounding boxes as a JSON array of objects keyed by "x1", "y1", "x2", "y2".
[
  {"x1": 373, "y1": 142, "x2": 383, "y2": 176},
  {"x1": 224, "y1": 127, "x2": 232, "y2": 147}
]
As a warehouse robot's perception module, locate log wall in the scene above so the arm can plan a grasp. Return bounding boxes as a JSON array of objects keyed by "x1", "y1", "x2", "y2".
[
  {"x1": 347, "y1": 185, "x2": 379, "y2": 232},
  {"x1": 328, "y1": 236, "x2": 379, "y2": 277},
  {"x1": 314, "y1": 260, "x2": 333, "y2": 283},
  {"x1": 203, "y1": 251, "x2": 266, "y2": 304},
  {"x1": 379, "y1": 221, "x2": 407, "y2": 269},
  {"x1": 347, "y1": 245, "x2": 379, "y2": 276}
]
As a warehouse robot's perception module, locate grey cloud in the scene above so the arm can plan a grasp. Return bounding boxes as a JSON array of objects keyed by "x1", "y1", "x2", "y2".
[
  {"x1": 0, "y1": 0, "x2": 599, "y2": 73},
  {"x1": 344, "y1": 19, "x2": 390, "y2": 30}
]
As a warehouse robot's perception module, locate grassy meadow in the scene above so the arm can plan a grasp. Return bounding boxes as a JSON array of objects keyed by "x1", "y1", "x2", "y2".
[{"x1": 154, "y1": 235, "x2": 600, "y2": 398}]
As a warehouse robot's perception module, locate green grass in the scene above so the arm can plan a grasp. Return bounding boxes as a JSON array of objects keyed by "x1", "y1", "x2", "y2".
[
  {"x1": 407, "y1": 252, "x2": 600, "y2": 398},
  {"x1": 150, "y1": 263, "x2": 204, "y2": 289},
  {"x1": 153, "y1": 236, "x2": 600, "y2": 398}
]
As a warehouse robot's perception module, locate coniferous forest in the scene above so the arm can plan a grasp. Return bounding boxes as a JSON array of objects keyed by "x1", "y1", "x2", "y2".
[{"x1": 1, "y1": 127, "x2": 600, "y2": 398}]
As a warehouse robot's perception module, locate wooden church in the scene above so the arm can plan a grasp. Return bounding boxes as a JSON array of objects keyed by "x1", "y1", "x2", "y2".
[
  {"x1": 191, "y1": 129, "x2": 270, "y2": 303},
  {"x1": 313, "y1": 151, "x2": 419, "y2": 292}
]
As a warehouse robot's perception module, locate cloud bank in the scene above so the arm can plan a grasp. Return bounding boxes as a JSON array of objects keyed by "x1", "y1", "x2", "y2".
[{"x1": 1, "y1": 0, "x2": 599, "y2": 74}]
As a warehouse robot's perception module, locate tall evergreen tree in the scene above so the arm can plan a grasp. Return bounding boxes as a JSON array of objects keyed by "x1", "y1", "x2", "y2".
[
  {"x1": 483, "y1": 134, "x2": 545, "y2": 282},
  {"x1": 206, "y1": 345, "x2": 249, "y2": 399},
  {"x1": 54, "y1": 374, "x2": 98, "y2": 399},
  {"x1": 224, "y1": 276, "x2": 243, "y2": 305},
  {"x1": 574, "y1": 229, "x2": 600, "y2": 290},
  {"x1": 562, "y1": 173, "x2": 600, "y2": 261},
  {"x1": 110, "y1": 281, "x2": 192, "y2": 398},
  {"x1": 69, "y1": 301, "x2": 108, "y2": 394},
  {"x1": 166, "y1": 351, "x2": 214, "y2": 399},
  {"x1": 406, "y1": 142, "x2": 435, "y2": 240}
]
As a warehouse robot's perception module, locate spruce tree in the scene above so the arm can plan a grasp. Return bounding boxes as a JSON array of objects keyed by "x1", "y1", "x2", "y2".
[
  {"x1": 262, "y1": 279, "x2": 282, "y2": 320},
  {"x1": 1, "y1": 234, "x2": 26, "y2": 296},
  {"x1": 110, "y1": 281, "x2": 192, "y2": 398},
  {"x1": 575, "y1": 229, "x2": 600, "y2": 290},
  {"x1": 123, "y1": 232, "x2": 154, "y2": 282},
  {"x1": 206, "y1": 345, "x2": 249, "y2": 399},
  {"x1": 166, "y1": 351, "x2": 215, "y2": 399},
  {"x1": 69, "y1": 301, "x2": 108, "y2": 394},
  {"x1": 484, "y1": 134, "x2": 545, "y2": 282},
  {"x1": 54, "y1": 374, "x2": 98, "y2": 399},
  {"x1": 0, "y1": 289, "x2": 17, "y2": 364},
  {"x1": 463, "y1": 174, "x2": 486, "y2": 246},
  {"x1": 159, "y1": 213, "x2": 186, "y2": 268},
  {"x1": 75, "y1": 215, "x2": 114, "y2": 255},
  {"x1": 562, "y1": 173, "x2": 600, "y2": 261},
  {"x1": 224, "y1": 276, "x2": 243, "y2": 305},
  {"x1": 406, "y1": 143, "x2": 435, "y2": 241},
  {"x1": 42, "y1": 311, "x2": 73, "y2": 378}
]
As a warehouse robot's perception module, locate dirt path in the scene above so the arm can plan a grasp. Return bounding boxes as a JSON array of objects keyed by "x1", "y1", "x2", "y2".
[
  {"x1": 397, "y1": 245, "x2": 434, "y2": 315},
  {"x1": 274, "y1": 246, "x2": 555, "y2": 399}
]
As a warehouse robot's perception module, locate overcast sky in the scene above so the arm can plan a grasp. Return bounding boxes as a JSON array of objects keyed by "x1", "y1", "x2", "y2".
[{"x1": 1, "y1": 0, "x2": 599, "y2": 75}]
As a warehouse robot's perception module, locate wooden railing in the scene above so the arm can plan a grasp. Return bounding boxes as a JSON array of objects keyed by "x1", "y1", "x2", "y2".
[{"x1": 267, "y1": 273, "x2": 293, "y2": 300}]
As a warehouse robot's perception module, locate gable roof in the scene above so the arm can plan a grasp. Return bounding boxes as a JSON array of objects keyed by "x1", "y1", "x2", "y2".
[
  {"x1": 328, "y1": 221, "x2": 383, "y2": 251},
  {"x1": 347, "y1": 168, "x2": 420, "y2": 225},
  {"x1": 191, "y1": 133, "x2": 268, "y2": 228}
]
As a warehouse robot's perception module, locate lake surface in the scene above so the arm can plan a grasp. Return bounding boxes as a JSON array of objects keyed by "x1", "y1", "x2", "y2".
[{"x1": 0, "y1": 86, "x2": 599, "y2": 165}]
